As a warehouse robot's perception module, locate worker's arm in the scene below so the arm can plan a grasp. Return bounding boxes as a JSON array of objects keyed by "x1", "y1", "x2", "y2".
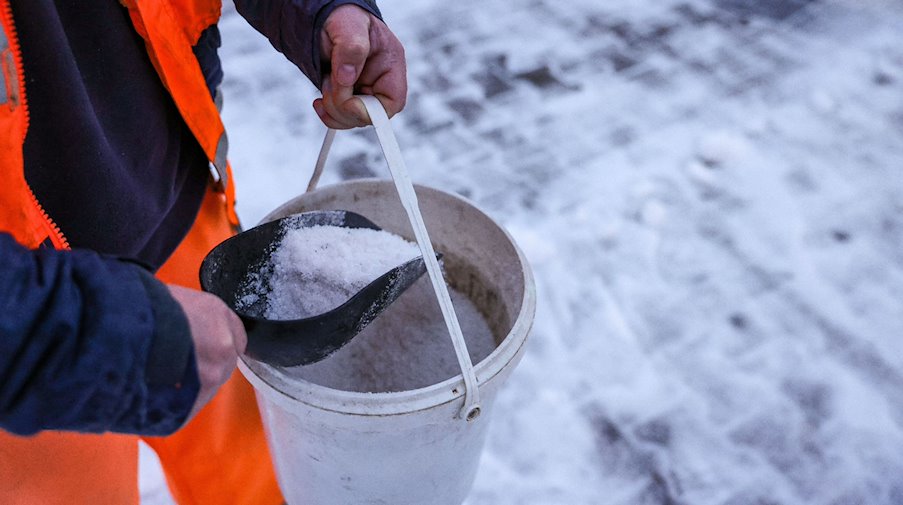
[
  {"x1": 0, "y1": 233, "x2": 200, "y2": 436},
  {"x1": 233, "y1": 0, "x2": 407, "y2": 128}
]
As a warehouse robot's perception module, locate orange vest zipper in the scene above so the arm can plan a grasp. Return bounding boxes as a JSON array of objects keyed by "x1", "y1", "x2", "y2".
[{"x1": 0, "y1": 0, "x2": 68, "y2": 250}]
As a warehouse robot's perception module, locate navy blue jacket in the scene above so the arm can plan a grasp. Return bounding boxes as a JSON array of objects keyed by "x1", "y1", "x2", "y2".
[{"x1": 0, "y1": 0, "x2": 381, "y2": 437}]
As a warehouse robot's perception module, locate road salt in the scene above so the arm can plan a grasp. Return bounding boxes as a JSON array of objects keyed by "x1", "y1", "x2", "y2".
[
  {"x1": 280, "y1": 274, "x2": 498, "y2": 393},
  {"x1": 237, "y1": 220, "x2": 499, "y2": 392},
  {"x1": 240, "y1": 224, "x2": 421, "y2": 320}
]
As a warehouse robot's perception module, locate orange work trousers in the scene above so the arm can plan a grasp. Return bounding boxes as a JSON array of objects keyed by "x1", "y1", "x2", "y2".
[{"x1": 0, "y1": 187, "x2": 284, "y2": 505}]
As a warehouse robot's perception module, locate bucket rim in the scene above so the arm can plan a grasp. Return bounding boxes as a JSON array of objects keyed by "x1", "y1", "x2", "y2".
[
  {"x1": 237, "y1": 180, "x2": 536, "y2": 417},
  {"x1": 238, "y1": 305, "x2": 532, "y2": 417}
]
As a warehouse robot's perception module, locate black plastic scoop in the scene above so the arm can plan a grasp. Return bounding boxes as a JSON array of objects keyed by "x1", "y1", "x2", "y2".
[{"x1": 199, "y1": 210, "x2": 432, "y2": 367}]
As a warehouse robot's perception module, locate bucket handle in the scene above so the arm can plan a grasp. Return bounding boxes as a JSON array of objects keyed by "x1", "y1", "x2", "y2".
[{"x1": 305, "y1": 96, "x2": 482, "y2": 422}]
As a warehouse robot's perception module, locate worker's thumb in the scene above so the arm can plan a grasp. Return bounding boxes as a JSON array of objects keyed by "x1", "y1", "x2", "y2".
[{"x1": 331, "y1": 31, "x2": 369, "y2": 89}]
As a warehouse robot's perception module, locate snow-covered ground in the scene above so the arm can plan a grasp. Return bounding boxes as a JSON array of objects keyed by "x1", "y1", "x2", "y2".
[{"x1": 141, "y1": 0, "x2": 903, "y2": 503}]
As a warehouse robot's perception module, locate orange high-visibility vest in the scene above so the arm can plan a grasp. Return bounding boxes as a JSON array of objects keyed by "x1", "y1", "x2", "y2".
[
  {"x1": 0, "y1": 1, "x2": 280, "y2": 504},
  {"x1": 0, "y1": 0, "x2": 238, "y2": 249}
]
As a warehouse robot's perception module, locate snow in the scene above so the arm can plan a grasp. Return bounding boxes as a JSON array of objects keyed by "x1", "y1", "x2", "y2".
[{"x1": 142, "y1": 0, "x2": 903, "y2": 503}]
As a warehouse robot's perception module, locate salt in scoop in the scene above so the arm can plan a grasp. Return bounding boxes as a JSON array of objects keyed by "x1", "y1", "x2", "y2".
[{"x1": 199, "y1": 210, "x2": 435, "y2": 367}]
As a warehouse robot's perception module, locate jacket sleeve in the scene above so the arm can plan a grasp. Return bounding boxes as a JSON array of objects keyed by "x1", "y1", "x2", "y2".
[
  {"x1": 233, "y1": 0, "x2": 382, "y2": 88},
  {"x1": 0, "y1": 233, "x2": 199, "y2": 436}
]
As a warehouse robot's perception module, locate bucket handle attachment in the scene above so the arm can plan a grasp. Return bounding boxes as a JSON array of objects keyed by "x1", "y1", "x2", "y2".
[{"x1": 305, "y1": 96, "x2": 482, "y2": 422}]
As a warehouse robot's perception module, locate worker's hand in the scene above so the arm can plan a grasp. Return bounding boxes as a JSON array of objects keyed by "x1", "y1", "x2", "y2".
[
  {"x1": 315, "y1": 4, "x2": 407, "y2": 129},
  {"x1": 166, "y1": 285, "x2": 247, "y2": 423}
]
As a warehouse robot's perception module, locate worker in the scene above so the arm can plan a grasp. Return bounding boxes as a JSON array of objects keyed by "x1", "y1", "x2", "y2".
[{"x1": 0, "y1": 0, "x2": 406, "y2": 504}]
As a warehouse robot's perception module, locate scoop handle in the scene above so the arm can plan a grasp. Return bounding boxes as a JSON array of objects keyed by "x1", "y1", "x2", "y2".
[{"x1": 305, "y1": 96, "x2": 482, "y2": 422}]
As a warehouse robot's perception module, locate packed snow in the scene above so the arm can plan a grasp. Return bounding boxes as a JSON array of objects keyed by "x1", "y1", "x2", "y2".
[{"x1": 141, "y1": 0, "x2": 903, "y2": 504}]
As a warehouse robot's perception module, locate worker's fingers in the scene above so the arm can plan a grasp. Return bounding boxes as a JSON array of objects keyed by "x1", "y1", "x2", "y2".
[
  {"x1": 313, "y1": 98, "x2": 349, "y2": 130},
  {"x1": 226, "y1": 307, "x2": 247, "y2": 355},
  {"x1": 327, "y1": 13, "x2": 370, "y2": 90},
  {"x1": 314, "y1": 99, "x2": 367, "y2": 130},
  {"x1": 315, "y1": 77, "x2": 365, "y2": 129},
  {"x1": 320, "y1": 5, "x2": 371, "y2": 127},
  {"x1": 354, "y1": 34, "x2": 406, "y2": 118},
  {"x1": 167, "y1": 284, "x2": 245, "y2": 423},
  {"x1": 319, "y1": 72, "x2": 368, "y2": 128}
]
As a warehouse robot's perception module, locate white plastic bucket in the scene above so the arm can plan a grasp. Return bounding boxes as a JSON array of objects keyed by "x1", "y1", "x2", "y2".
[{"x1": 238, "y1": 179, "x2": 536, "y2": 505}]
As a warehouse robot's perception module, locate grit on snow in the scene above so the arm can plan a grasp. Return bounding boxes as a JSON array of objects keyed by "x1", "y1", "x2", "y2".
[{"x1": 141, "y1": 0, "x2": 903, "y2": 504}]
